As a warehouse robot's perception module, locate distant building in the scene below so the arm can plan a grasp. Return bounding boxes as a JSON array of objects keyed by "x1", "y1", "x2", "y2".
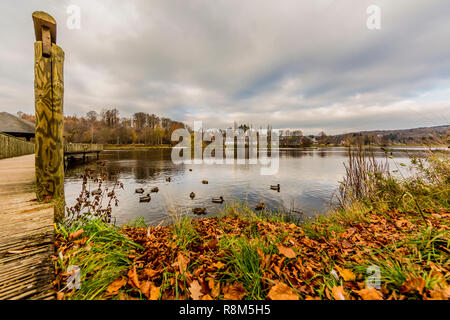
[{"x1": 0, "y1": 112, "x2": 35, "y2": 141}]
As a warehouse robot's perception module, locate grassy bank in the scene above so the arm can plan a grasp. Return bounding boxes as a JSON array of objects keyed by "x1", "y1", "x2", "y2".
[
  {"x1": 54, "y1": 204, "x2": 449, "y2": 300},
  {"x1": 54, "y1": 150, "x2": 449, "y2": 300}
]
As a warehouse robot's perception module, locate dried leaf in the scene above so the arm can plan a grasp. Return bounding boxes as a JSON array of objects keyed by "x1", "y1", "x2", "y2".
[
  {"x1": 149, "y1": 285, "x2": 161, "y2": 300},
  {"x1": 202, "y1": 294, "x2": 213, "y2": 300},
  {"x1": 223, "y1": 282, "x2": 246, "y2": 300},
  {"x1": 206, "y1": 238, "x2": 218, "y2": 250},
  {"x1": 209, "y1": 279, "x2": 220, "y2": 298},
  {"x1": 355, "y1": 288, "x2": 383, "y2": 300},
  {"x1": 69, "y1": 229, "x2": 84, "y2": 241},
  {"x1": 267, "y1": 282, "x2": 299, "y2": 300},
  {"x1": 428, "y1": 286, "x2": 450, "y2": 300},
  {"x1": 256, "y1": 248, "x2": 264, "y2": 260},
  {"x1": 127, "y1": 266, "x2": 140, "y2": 289},
  {"x1": 277, "y1": 245, "x2": 296, "y2": 259},
  {"x1": 119, "y1": 292, "x2": 138, "y2": 300},
  {"x1": 106, "y1": 277, "x2": 127, "y2": 295},
  {"x1": 341, "y1": 240, "x2": 352, "y2": 249},
  {"x1": 332, "y1": 286, "x2": 346, "y2": 300},
  {"x1": 335, "y1": 266, "x2": 356, "y2": 281},
  {"x1": 189, "y1": 280, "x2": 203, "y2": 300},
  {"x1": 400, "y1": 276, "x2": 426, "y2": 295},
  {"x1": 212, "y1": 261, "x2": 226, "y2": 270},
  {"x1": 143, "y1": 268, "x2": 159, "y2": 279},
  {"x1": 176, "y1": 253, "x2": 189, "y2": 274},
  {"x1": 139, "y1": 281, "x2": 152, "y2": 298}
]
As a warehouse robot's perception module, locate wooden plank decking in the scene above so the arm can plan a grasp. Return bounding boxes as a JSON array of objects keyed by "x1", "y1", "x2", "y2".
[{"x1": 0, "y1": 154, "x2": 55, "y2": 299}]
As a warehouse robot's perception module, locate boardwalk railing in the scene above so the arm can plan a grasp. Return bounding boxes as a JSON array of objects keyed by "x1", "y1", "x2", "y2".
[
  {"x1": 0, "y1": 135, "x2": 104, "y2": 159},
  {"x1": 64, "y1": 143, "x2": 103, "y2": 155},
  {"x1": 0, "y1": 133, "x2": 35, "y2": 159}
]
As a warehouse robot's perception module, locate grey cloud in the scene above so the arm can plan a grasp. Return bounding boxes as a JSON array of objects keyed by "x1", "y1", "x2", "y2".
[{"x1": 0, "y1": 0, "x2": 449, "y2": 134}]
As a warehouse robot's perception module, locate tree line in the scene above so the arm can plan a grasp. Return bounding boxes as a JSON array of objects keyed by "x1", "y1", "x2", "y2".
[{"x1": 18, "y1": 109, "x2": 187, "y2": 145}]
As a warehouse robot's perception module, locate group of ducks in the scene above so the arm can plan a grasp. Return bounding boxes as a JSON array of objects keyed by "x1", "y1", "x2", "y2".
[
  {"x1": 135, "y1": 186, "x2": 159, "y2": 202},
  {"x1": 135, "y1": 177, "x2": 172, "y2": 202},
  {"x1": 134, "y1": 168, "x2": 281, "y2": 215}
]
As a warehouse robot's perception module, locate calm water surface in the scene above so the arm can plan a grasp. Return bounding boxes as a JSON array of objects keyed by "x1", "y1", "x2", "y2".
[{"x1": 64, "y1": 147, "x2": 418, "y2": 226}]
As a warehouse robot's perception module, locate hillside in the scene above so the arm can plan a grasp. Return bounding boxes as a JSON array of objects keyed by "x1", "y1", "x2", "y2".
[{"x1": 329, "y1": 125, "x2": 450, "y2": 146}]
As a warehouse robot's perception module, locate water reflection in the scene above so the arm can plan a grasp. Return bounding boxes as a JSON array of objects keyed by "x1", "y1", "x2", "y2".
[{"x1": 64, "y1": 147, "x2": 418, "y2": 226}]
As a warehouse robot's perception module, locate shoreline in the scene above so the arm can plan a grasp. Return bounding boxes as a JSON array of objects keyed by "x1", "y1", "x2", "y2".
[{"x1": 103, "y1": 144, "x2": 449, "y2": 151}]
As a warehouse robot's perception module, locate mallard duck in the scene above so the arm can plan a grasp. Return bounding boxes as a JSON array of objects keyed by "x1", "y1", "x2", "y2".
[
  {"x1": 91, "y1": 189, "x2": 102, "y2": 196},
  {"x1": 190, "y1": 192, "x2": 195, "y2": 199},
  {"x1": 192, "y1": 207, "x2": 207, "y2": 215},
  {"x1": 202, "y1": 180, "x2": 208, "y2": 184},
  {"x1": 212, "y1": 196, "x2": 224, "y2": 204},
  {"x1": 151, "y1": 187, "x2": 159, "y2": 193},
  {"x1": 135, "y1": 188, "x2": 145, "y2": 194},
  {"x1": 255, "y1": 201, "x2": 265, "y2": 211},
  {"x1": 139, "y1": 194, "x2": 151, "y2": 202},
  {"x1": 270, "y1": 184, "x2": 280, "y2": 191},
  {"x1": 166, "y1": 177, "x2": 171, "y2": 182}
]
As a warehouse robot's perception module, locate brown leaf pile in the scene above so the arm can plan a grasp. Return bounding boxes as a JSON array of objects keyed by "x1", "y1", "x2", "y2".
[{"x1": 55, "y1": 208, "x2": 450, "y2": 300}]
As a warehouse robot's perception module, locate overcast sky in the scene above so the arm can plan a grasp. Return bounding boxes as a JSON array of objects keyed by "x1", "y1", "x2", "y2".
[{"x1": 1, "y1": 0, "x2": 449, "y2": 134}]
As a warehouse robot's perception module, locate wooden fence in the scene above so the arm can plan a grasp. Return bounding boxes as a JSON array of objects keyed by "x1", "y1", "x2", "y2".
[{"x1": 0, "y1": 133, "x2": 35, "y2": 159}]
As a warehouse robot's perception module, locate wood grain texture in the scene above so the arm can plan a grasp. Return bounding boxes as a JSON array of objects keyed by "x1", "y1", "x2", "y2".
[
  {"x1": 34, "y1": 41, "x2": 65, "y2": 221},
  {"x1": 41, "y1": 27, "x2": 51, "y2": 57},
  {"x1": 32, "y1": 11, "x2": 56, "y2": 44},
  {"x1": 0, "y1": 155, "x2": 55, "y2": 300}
]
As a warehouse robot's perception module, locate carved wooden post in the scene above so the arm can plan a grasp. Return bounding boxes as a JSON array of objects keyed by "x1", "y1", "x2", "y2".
[{"x1": 33, "y1": 11, "x2": 65, "y2": 221}]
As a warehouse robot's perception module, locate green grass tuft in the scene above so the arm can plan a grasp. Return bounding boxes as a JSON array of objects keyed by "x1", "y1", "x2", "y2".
[{"x1": 56, "y1": 219, "x2": 141, "y2": 300}]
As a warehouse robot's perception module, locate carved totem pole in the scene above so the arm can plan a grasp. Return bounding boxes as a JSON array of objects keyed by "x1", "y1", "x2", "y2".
[{"x1": 32, "y1": 11, "x2": 65, "y2": 221}]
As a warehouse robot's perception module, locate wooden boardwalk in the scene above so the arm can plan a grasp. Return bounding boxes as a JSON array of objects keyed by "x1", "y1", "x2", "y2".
[
  {"x1": 64, "y1": 143, "x2": 103, "y2": 155},
  {"x1": 0, "y1": 154, "x2": 55, "y2": 299}
]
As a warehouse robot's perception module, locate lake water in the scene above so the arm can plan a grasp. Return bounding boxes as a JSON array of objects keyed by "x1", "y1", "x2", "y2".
[{"x1": 64, "y1": 147, "x2": 420, "y2": 226}]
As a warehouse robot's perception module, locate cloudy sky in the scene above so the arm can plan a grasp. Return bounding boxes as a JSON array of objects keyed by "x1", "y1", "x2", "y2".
[{"x1": 1, "y1": 0, "x2": 449, "y2": 134}]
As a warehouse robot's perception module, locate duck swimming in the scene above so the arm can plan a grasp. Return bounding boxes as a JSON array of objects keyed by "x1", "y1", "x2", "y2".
[
  {"x1": 270, "y1": 184, "x2": 280, "y2": 191},
  {"x1": 190, "y1": 192, "x2": 195, "y2": 199},
  {"x1": 192, "y1": 207, "x2": 207, "y2": 215},
  {"x1": 255, "y1": 201, "x2": 265, "y2": 211},
  {"x1": 151, "y1": 187, "x2": 159, "y2": 193},
  {"x1": 212, "y1": 196, "x2": 224, "y2": 204},
  {"x1": 166, "y1": 177, "x2": 171, "y2": 182},
  {"x1": 139, "y1": 194, "x2": 151, "y2": 202},
  {"x1": 202, "y1": 180, "x2": 208, "y2": 184},
  {"x1": 135, "y1": 188, "x2": 145, "y2": 194}
]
